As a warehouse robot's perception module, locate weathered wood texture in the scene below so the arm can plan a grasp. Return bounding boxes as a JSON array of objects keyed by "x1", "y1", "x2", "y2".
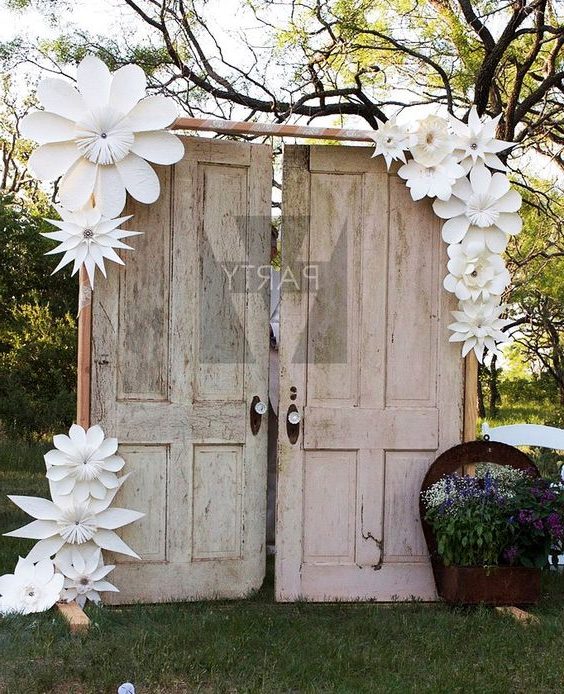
[
  {"x1": 77, "y1": 266, "x2": 92, "y2": 429},
  {"x1": 276, "y1": 145, "x2": 465, "y2": 602},
  {"x1": 91, "y1": 137, "x2": 272, "y2": 603},
  {"x1": 464, "y1": 354, "x2": 478, "y2": 442}
]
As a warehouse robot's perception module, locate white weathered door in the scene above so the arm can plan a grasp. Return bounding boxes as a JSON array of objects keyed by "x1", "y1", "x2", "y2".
[
  {"x1": 276, "y1": 145, "x2": 464, "y2": 601},
  {"x1": 91, "y1": 137, "x2": 272, "y2": 603}
]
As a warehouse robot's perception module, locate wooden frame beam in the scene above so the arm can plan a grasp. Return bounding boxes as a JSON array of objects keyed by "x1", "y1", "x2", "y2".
[{"x1": 171, "y1": 117, "x2": 376, "y2": 142}]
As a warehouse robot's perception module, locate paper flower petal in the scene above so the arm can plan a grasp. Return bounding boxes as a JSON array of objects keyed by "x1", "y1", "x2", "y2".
[
  {"x1": 7, "y1": 496, "x2": 58, "y2": 520},
  {"x1": 20, "y1": 112, "x2": 77, "y2": 145},
  {"x1": 37, "y1": 78, "x2": 87, "y2": 121},
  {"x1": 95, "y1": 508, "x2": 144, "y2": 530},
  {"x1": 127, "y1": 95, "x2": 178, "y2": 131},
  {"x1": 110, "y1": 63, "x2": 147, "y2": 115},
  {"x1": 93, "y1": 165, "x2": 127, "y2": 219},
  {"x1": 116, "y1": 152, "x2": 160, "y2": 204},
  {"x1": 131, "y1": 130, "x2": 185, "y2": 165},
  {"x1": 59, "y1": 158, "x2": 99, "y2": 211},
  {"x1": 28, "y1": 142, "x2": 81, "y2": 181},
  {"x1": 94, "y1": 529, "x2": 141, "y2": 559},
  {"x1": 78, "y1": 55, "x2": 112, "y2": 110}
]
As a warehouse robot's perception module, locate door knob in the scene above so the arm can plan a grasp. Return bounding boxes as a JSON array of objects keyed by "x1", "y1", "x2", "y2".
[
  {"x1": 286, "y1": 404, "x2": 300, "y2": 444},
  {"x1": 250, "y1": 395, "x2": 266, "y2": 435}
]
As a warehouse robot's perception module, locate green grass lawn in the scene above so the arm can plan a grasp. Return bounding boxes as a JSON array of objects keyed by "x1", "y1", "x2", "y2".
[{"x1": 2, "y1": 441, "x2": 564, "y2": 693}]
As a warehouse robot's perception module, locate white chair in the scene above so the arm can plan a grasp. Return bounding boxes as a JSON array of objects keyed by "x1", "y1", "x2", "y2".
[{"x1": 482, "y1": 422, "x2": 564, "y2": 449}]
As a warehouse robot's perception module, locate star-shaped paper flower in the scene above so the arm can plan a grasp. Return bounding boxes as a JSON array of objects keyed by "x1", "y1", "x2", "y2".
[
  {"x1": 55, "y1": 544, "x2": 118, "y2": 607},
  {"x1": 449, "y1": 300, "x2": 510, "y2": 362},
  {"x1": 433, "y1": 163, "x2": 522, "y2": 244},
  {"x1": 21, "y1": 55, "x2": 184, "y2": 218},
  {"x1": 44, "y1": 424, "x2": 125, "y2": 502},
  {"x1": 43, "y1": 205, "x2": 141, "y2": 288},
  {"x1": 410, "y1": 115, "x2": 453, "y2": 167},
  {"x1": 398, "y1": 156, "x2": 465, "y2": 201},
  {"x1": 444, "y1": 245, "x2": 510, "y2": 302},
  {"x1": 450, "y1": 107, "x2": 513, "y2": 172},
  {"x1": 0, "y1": 557, "x2": 63, "y2": 615},
  {"x1": 369, "y1": 116, "x2": 415, "y2": 169},
  {"x1": 4, "y1": 488, "x2": 144, "y2": 562}
]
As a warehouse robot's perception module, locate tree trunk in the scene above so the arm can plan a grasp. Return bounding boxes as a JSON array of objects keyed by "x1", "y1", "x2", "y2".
[
  {"x1": 477, "y1": 363, "x2": 486, "y2": 418},
  {"x1": 488, "y1": 354, "x2": 500, "y2": 418}
]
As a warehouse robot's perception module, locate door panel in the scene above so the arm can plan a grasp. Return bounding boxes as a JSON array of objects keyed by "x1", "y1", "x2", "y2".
[
  {"x1": 276, "y1": 145, "x2": 464, "y2": 602},
  {"x1": 91, "y1": 137, "x2": 271, "y2": 603}
]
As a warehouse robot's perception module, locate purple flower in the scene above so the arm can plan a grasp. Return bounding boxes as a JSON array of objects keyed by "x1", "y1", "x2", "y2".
[
  {"x1": 503, "y1": 546, "x2": 519, "y2": 564},
  {"x1": 518, "y1": 510, "x2": 535, "y2": 525},
  {"x1": 533, "y1": 519, "x2": 544, "y2": 531}
]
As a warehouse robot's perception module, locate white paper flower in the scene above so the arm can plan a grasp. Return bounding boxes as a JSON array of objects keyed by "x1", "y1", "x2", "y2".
[
  {"x1": 459, "y1": 226, "x2": 509, "y2": 255},
  {"x1": 410, "y1": 115, "x2": 453, "y2": 167},
  {"x1": 444, "y1": 245, "x2": 510, "y2": 302},
  {"x1": 44, "y1": 424, "x2": 125, "y2": 502},
  {"x1": 369, "y1": 116, "x2": 415, "y2": 169},
  {"x1": 0, "y1": 557, "x2": 63, "y2": 615},
  {"x1": 4, "y1": 488, "x2": 144, "y2": 562},
  {"x1": 449, "y1": 300, "x2": 510, "y2": 362},
  {"x1": 55, "y1": 544, "x2": 118, "y2": 607},
  {"x1": 398, "y1": 156, "x2": 465, "y2": 201},
  {"x1": 433, "y1": 164, "x2": 522, "y2": 244},
  {"x1": 21, "y1": 55, "x2": 184, "y2": 218},
  {"x1": 450, "y1": 107, "x2": 513, "y2": 172},
  {"x1": 43, "y1": 206, "x2": 141, "y2": 288}
]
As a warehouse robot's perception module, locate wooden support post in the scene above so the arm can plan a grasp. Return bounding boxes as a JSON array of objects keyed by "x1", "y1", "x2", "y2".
[
  {"x1": 57, "y1": 601, "x2": 91, "y2": 634},
  {"x1": 464, "y1": 354, "x2": 478, "y2": 442},
  {"x1": 77, "y1": 266, "x2": 92, "y2": 429}
]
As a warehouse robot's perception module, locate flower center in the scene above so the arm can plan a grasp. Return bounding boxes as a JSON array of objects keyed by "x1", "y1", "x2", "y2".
[
  {"x1": 470, "y1": 142, "x2": 478, "y2": 150},
  {"x1": 58, "y1": 507, "x2": 98, "y2": 543},
  {"x1": 74, "y1": 108, "x2": 134, "y2": 166},
  {"x1": 465, "y1": 193, "x2": 500, "y2": 227},
  {"x1": 82, "y1": 228, "x2": 94, "y2": 240}
]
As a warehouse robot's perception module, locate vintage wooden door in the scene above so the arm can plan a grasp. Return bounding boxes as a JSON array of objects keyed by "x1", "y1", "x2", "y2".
[
  {"x1": 276, "y1": 145, "x2": 465, "y2": 601},
  {"x1": 91, "y1": 137, "x2": 272, "y2": 603}
]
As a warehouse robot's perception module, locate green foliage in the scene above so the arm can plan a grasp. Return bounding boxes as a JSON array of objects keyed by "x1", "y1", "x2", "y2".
[
  {"x1": 423, "y1": 467, "x2": 564, "y2": 568},
  {"x1": 0, "y1": 302, "x2": 76, "y2": 439},
  {"x1": 0, "y1": 194, "x2": 77, "y2": 319}
]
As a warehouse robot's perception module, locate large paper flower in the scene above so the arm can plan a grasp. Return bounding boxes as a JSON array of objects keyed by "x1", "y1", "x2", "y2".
[
  {"x1": 5, "y1": 488, "x2": 144, "y2": 562},
  {"x1": 44, "y1": 424, "x2": 125, "y2": 502},
  {"x1": 55, "y1": 544, "x2": 118, "y2": 607},
  {"x1": 43, "y1": 206, "x2": 141, "y2": 288},
  {"x1": 21, "y1": 55, "x2": 184, "y2": 217},
  {"x1": 398, "y1": 156, "x2": 465, "y2": 201},
  {"x1": 444, "y1": 245, "x2": 510, "y2": 302},
  {"x1": 0, "y1": 557, "x2": 63, "y2": 615},
  {"x1": 459, "y1": 226, "x2": 509, "y2": 255},
  {"x1": 433, "y1": 164, "x2": 522, "y2": 244},
  {"x1": 450, "y1": 107, "x2": 513, "y2": 173},
  {"x1": 369, "y1": 116, "x2": 415, "y2": 169},
  {"x1": 410, "y1": 115, "x2": 453, "y2": 167},
  {"x1": 449, "y1": 300, "x2": 510, "y2": 362}
]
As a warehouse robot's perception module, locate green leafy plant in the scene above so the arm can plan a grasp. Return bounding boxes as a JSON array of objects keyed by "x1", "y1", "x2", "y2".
[{"x1": 422, "y1": 464, "x2": 564, "y2": 568}]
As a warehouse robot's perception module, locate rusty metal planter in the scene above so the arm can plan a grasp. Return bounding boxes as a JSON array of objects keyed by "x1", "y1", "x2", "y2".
[
  {"x1": 420, "y1": 441, "x2": 542, "y2": 606},
  {"x1": 435, "y1": 564, "x2": 540, "y2": 605}
]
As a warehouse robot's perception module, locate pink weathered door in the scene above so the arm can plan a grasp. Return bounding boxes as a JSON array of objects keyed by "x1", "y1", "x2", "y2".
[
  {"x1": 91, "y1": 137, "x2": 272, "y2": 603},
  {"x1": 276, "y1": 145, "x2": 464, "y2": 601}
]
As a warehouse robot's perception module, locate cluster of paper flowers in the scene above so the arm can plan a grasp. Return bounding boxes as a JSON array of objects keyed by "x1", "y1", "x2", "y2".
[
  {"x1": 21, "y1": 54, "x2": 184, "y2": 287},
  {"x1": 0, "y1": 425, "x2": 143, "y2": 615},
  {"x1": 370, "y1": 108, "x2": 518, "y2": 361}
]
